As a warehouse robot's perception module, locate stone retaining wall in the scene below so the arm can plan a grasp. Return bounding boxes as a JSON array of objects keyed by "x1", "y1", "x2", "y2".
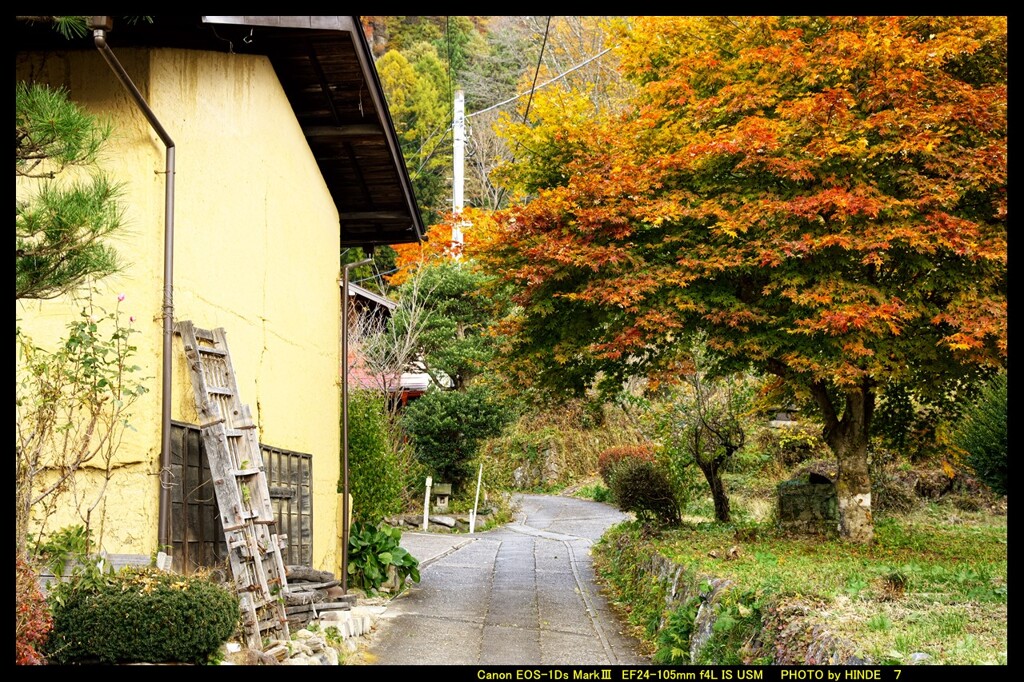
[{"x1": 777, "y1": 479, "x2": 839, "y2": 535}]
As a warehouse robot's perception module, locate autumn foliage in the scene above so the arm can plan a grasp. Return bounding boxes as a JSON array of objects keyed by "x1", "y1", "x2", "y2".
[
  {"x1": 484, "y1": 16, "x2": 1007, "y2": 542},
  {"x1": 16, "y1": 554, "x2": 52, "y2": 665},
  {"x1": 390, "y1": 207, "x2": 504, "y2": 286},
  {"x1": 597, "y1": 444, "x2": 657, "y2": 488}
]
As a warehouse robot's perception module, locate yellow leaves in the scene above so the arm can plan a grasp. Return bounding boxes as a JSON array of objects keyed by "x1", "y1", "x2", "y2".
[
  {"x1": 860, "y1": 251, "x2": 885, "y2": 267},
  {"x1": 714, "y1": 222, "x2": 740, "y2": 239},
  {"x1": 842, "y1": 340, "x2": 875, "y2": 358}
]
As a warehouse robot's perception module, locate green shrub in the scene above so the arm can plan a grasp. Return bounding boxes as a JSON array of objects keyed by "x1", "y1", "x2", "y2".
[
  {"x1": 952, "y1": 372, "x2": 1007, "y2": 495},
  {"x1": 401, "y1": 385, "x2": 510, "y2": 491},
  {"x1": 44, "y1": 567, "x2": 239, "y2": 665},
  {"x1": 609, "y1": 457, "x2": 680, "y2": 526},
  {"x1": 344, "y1": 389, "x2": 405, "y2": 524},
  {"x1": 592, "y1": 523, "x2": 673, "y2": 638},
  {"x1": 347, "y1": 521, "x2": 420, "y2": 595},
  {"x1": 693, "y1": 590, "x2": 766, "y2": 665},
  {"x1": 597, "y1": 444, "x2": 656, "y2": 488},
  {"x1": 577, "y1": 483, "x2": 612, "y2": 503}
]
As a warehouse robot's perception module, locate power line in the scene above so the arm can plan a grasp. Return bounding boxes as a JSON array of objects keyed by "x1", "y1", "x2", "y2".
[
  {"x1": 519, "y1": 17, "x2": 551, "y2": 129},
  {"x1": 494, "y1": 16, "x2": 552, "y2": 209},
  {"x1": 467, "y1": 46, "x2": 612, "y2": 119}
]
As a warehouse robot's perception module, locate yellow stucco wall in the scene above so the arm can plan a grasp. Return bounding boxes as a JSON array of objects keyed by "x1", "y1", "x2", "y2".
[{"x1": 16, "y1": 48, "x2": 343, "y2": 572}]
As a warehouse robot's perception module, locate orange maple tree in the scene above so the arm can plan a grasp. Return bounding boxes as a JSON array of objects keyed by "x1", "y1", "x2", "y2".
[
  {"x1": 390, "y1": 206, "x2": 504, "y2": 285},
  {"x1": 485, "y1": 16, "x2": 1007, "y2": 542}
]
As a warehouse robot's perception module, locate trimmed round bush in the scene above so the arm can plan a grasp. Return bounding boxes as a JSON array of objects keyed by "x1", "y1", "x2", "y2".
[
  {"x1": 401, "y1": 385, "x2": 511, "y2": 492},
  {"x1": 44, "y1": 567, "x2": 239, "y2": 664},
  {"x1": 597, "y1": 444, "x2": 656, "y2": 488},
  {"x1": 609, "y1": 457, "x2": 681, "y2": 526}
]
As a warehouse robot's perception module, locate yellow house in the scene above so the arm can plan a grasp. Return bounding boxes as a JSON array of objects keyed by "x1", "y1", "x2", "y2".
[{"x1": 15, "y1": 16, "x2": 424, "y2": 577}]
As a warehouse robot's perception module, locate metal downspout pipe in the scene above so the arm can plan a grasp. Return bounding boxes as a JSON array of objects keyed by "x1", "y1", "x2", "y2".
[{"x1": 91, "y1": 18, "x2": 177, "y2": 552}]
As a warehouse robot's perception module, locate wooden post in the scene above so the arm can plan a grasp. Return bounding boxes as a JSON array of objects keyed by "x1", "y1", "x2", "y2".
[
  {"x1": 470, "y1": 463, "x2": 483, "y2": 534},
  {"x1": 422, "y1": 476, "x2": 432, "y2": 531}
]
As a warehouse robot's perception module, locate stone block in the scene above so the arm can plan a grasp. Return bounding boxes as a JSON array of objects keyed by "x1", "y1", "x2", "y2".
[{"x1": 777, "y1": 479, "x2": 839, "y2": 535}]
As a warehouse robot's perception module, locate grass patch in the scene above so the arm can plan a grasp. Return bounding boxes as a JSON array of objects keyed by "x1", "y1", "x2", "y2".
[
  {"x1": 575, "y1": 482, "x2": 612, "y2": 503},
  {"x1": 594, "y1": 500, "x2": 1006, "y2": 665}
]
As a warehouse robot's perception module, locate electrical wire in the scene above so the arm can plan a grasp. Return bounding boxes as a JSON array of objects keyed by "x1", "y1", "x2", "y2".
[
  {"x1": 493, "y1": 16, "x2": 552, "y2": 209},
  {"x1": 469, "y1": 48, "x2": 610, "y2": 118},
  {"x1": 519, "y1": 17, "x2": 551, "y2": 132}
]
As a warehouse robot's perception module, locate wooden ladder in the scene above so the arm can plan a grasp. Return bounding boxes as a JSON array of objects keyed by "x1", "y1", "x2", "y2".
[{"x1": 176, "y1": 321, "x2": 290, "y2": 649}]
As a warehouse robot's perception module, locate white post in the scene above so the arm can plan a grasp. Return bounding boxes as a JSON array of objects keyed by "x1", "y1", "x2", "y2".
[
  {"x1": 469, "y1": 463, "x2": 483, "y2": 534},
  {"x1": 451, "y1": 89, "x2": 465, "y2": 259},
  {"x1": 422, "y1": 476, "x2": 433, "y2": 531}
]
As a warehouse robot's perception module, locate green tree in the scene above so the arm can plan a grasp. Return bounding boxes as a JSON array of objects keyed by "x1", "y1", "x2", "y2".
[
  {"x1": 344, "y1": 389, "x2": 407, "y2": 524},
  {"x1": 650, "y1": 335, "x2": 758, "y2": 523},
  {"x1": 486, "y1": 16, "x2": 1007, "y2": 543},
  {"x1": 376, "y1": 47, "x2": 451, "y2": 226},
  {"x1": 952, "y1": 371, "x2": 1007, "y2": 495},
  {"x1": 400, "y1": 384, "x2": 510, "y2": 492},
  {"x1": 398, "y1": 259, "x2": 506, "y2": 390},
  {"x1": 16, "y1": 82, "x2": 125, "y2": 300}
]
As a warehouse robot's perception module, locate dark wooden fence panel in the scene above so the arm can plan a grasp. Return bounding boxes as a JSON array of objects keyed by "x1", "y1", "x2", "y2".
[
  {"x1": 170, "y1": 422, "x2": 313, "y2": 573},
  {"x1": 262, "y1": 444, "x2": 314, "y2": 567}
]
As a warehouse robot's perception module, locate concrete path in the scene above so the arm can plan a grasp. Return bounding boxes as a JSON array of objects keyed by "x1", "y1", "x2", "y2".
[{"x1": 361, "y1": 493, "x2": 650, "y2": 666}]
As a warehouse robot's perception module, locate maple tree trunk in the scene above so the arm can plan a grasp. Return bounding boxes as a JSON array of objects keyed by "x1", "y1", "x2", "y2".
[
  {"x1": 830, "y1": 425, "x2": 873, "y2": 544},
  {"x1": 811, "y1": 380, "x2": 875, "y2": 544}
]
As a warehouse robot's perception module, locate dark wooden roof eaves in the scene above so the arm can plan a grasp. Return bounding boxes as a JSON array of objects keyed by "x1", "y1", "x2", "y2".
[{"x1": 14, "y1": 15, "x2": 424, "y2": 248}]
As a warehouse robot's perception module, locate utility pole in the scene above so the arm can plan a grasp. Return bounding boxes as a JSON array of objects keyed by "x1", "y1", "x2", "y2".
[{"x1": 451, "y1": 89, "x2": 467, "y2": 260}]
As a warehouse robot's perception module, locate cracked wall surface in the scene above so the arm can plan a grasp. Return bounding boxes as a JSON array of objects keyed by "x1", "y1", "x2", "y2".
[{"x1": 17, "y1": 48, "x2": 343, "y2": 568}]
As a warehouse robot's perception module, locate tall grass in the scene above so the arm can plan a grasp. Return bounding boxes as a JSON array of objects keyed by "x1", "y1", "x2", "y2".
[{"x1": 479, "y1": 400, "x2": 646, "y2": 491}]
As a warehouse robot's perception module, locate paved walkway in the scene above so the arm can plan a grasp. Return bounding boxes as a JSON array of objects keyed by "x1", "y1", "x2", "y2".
[{"x1": 360, "y1": 494, "x2": 650, "y2": 666}]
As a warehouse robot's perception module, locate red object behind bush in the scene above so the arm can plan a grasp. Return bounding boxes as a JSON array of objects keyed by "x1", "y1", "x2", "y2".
[
  {"x1": 16, "y1": 554, "x2": 52, "y2": 665},
  {"x1": 598, "y1": 444, "x2": 657, "y2": 487}
]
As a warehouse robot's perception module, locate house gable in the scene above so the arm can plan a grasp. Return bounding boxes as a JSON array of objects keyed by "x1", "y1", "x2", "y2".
[
  {"x1": 15, "y1": 17, "x2": 422, "y2": 575},
  {"x1": 15, "y1": 15, "x2": 425, "y2": 249}
]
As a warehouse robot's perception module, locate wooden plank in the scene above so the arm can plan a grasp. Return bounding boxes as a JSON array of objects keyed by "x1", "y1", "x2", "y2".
[{"x1": 285, "y1": 580, "x2": 340, "y2": 592}]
